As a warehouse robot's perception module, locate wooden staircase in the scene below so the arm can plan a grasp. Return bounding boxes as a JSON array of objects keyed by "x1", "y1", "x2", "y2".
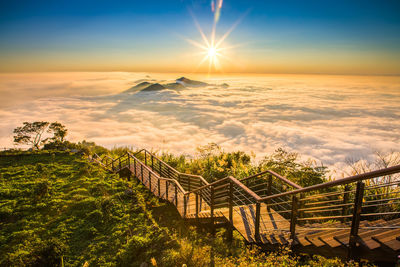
[{"x1": 92, "y1": 149, "x2": 400, "y2": 264}]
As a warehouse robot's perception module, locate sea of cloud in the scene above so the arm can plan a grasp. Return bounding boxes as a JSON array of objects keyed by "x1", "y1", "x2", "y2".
[{"x1": 1, "y1": 72, "x2": 399, "y2": 176}]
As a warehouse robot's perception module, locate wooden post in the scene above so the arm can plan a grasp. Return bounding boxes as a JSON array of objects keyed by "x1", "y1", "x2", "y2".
[
  {"x1": 144, "y1": 151, "x2": 147, "y2": 166},
  {"x1": 211, "y1": 186, "x2": 215, "y2": 236},
  {"x1": 166, "y1": 181, "x2": 169, "y2": 200},
  {"x1": 188, "y1": 175, "x2": 191, "y2": 192},
  {"x1": 290, "y1": 195, "x2": 299, "y2": 241},
  {"x1": 298, "y1": 193, "x2": 305, "y2": 221},
  {"x1": 228, "y1": 181, "x2": 233, "y2": 243},
  {"x1": 267, "y1": 175, "x2": 272, "y2": 205},
  {"x1": 184, "y1": 195, "x2": 187, "y2": 217},
  {"x1": 196, "y1": 193, "x2": 199, "y2": 221},
  {"x1": 348, "y1": 181, "x2": 365, "y2": 260},
  {"x1": 151, "y1": 155, "x2": 154, "y2": 171},
  {"x1": 175, "y1": 185, "x2": 178, "y2": 207},
  {"x1": 158, "y1": 179, "x2": 161, "y2": 197},
  {"x1": 159, "y1": 161, "x2": 162, "y2": 176},
  {"x1": 140, "y1": 165, "x2": 144, "y2": 182},
  {"x1": 254, "y1": 201, "x2": 261, "y2": 242},
  {"x1": 134, "y1": 158, "x2": 137, "y2": 177},
  {"x1": 342, "y1": 185, "x2": 350, "y2": 223},
  {"x1": 149, "y1": 172, "x2": 152, "y2": 191}
]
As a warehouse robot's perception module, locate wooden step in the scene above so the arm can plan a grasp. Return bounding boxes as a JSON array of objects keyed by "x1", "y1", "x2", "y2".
[{"x1": 371, "y1": 228, "x2": 400, "y2": 251}]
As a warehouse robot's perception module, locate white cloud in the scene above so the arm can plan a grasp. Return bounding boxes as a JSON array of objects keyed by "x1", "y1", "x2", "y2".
[{"x1": 1, "y1": 72, "x2": 399, "y2": 178}]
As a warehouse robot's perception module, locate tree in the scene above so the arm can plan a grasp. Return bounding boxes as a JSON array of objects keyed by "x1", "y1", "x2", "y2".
[
  {"x1": 13, "y1": 121, "x2": 68, "y2": 150},
  {"x1": 48, "y1": 122, "x2": 68, "y2": 142},
  {"x1": 13, "y1": 121, "x2": 50, "y2": 149}
]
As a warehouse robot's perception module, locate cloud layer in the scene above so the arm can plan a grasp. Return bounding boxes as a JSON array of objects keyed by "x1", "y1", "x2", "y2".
[{"x1": 1, "y1": 72, "x2": 399, "y2": 176}]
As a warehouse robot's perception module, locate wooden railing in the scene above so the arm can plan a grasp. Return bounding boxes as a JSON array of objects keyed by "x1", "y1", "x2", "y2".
[{"x1": 91, "y1": 150, "x2": 400, "y2": 261}]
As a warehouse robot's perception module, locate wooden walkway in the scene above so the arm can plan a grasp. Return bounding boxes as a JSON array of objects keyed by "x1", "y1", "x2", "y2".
[{"x1": 92, "y1": 150, "x2": 400, "y2": 264}]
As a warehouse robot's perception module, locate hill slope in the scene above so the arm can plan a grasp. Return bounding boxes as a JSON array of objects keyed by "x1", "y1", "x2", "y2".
[{"x1": 0, "y1": 152, "x2": 179, "y2": 266}]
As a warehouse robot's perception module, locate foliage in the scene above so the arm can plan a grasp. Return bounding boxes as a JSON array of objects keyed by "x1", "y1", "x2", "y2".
[
  {"x1": 13, "y1": 121, "x2": 50, "y2": 150},
  {"x1": 258, "y1": 148, "x2": 329, "y2": 187},
  {"x1": 13, "y1": 121, "x2": 68, "y2": 150},
  {"x1": 159, "y1": 143, "x2": 255, "y2": 183}
]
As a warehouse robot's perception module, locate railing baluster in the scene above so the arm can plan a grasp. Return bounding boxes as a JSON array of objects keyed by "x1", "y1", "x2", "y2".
[{"x1": 349, "y1": 181, "x2": 365, "y2": 260}]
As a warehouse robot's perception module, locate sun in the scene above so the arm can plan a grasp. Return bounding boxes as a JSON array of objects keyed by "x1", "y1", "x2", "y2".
[
  {"x1": 208, "y1": 46, "x2": 217, "y2": 58},
  {"x1": 184, "y1": 4, "x2": 247, "y2": 74}
]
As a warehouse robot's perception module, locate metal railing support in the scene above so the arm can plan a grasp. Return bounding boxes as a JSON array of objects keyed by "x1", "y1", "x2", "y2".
[
  {"x1": 348, "y1": 181, "x2": 365, "y2": 260},
  {"x1": 290, "y1": 195, "x2": 299, "y2": 241}
]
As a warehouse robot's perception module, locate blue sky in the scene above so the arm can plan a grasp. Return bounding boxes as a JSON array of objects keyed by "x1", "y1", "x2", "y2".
[{"x1": 1, "y1": 0, "x2": 399, "y2": 74}]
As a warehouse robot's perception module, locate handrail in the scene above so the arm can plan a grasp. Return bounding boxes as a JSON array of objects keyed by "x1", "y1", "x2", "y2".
[
  {"x1": 241, "y1": 170, "x2": 303, "y2": 189},
  {"x1": 127, "y1": 152, "x2": 187, "y2": 193},
  {"x1": 137, "y1": 149, "x2": 210, "y2": 187},
  {"x1": 260, "y1": 164, "x2": 400, "y2": 201},
  {"x1": 190, "y1": 175, "x2": 261, "y2": 201}
]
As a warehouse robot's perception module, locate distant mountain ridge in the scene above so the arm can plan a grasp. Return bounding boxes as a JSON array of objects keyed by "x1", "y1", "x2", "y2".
[{"x1": 122, "y1": 77, "x2": 228, "y2": 93}]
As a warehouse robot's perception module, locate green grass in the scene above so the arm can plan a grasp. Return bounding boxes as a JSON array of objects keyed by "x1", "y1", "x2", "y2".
[{"x1": 0, "y1": 152, "x2": 179, "y2": 266}]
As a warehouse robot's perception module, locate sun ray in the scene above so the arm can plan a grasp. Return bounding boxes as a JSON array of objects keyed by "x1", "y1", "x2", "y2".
[
  {"x1": 186, "y1": 7, "x2": 248, "y2": 73},
  {"x1": 189, "y1": 9, "x2": 210, "y2": 47},
  {"x1": 215, "y1": 9, "x2": 250, "y2": 48}
]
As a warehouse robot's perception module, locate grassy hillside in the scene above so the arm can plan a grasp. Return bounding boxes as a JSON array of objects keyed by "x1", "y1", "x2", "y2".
[
  {"x1": 0, "y1": 150, "x2": 370, "y2": 267},
  {"x1": 0, "y1": 152, "x2": 182, "y2": 266}
]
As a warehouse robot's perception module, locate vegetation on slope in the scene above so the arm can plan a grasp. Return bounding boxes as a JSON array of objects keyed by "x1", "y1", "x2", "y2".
[{"x1": 0, "y1": 149, "x2": 374, "y2": 267}]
